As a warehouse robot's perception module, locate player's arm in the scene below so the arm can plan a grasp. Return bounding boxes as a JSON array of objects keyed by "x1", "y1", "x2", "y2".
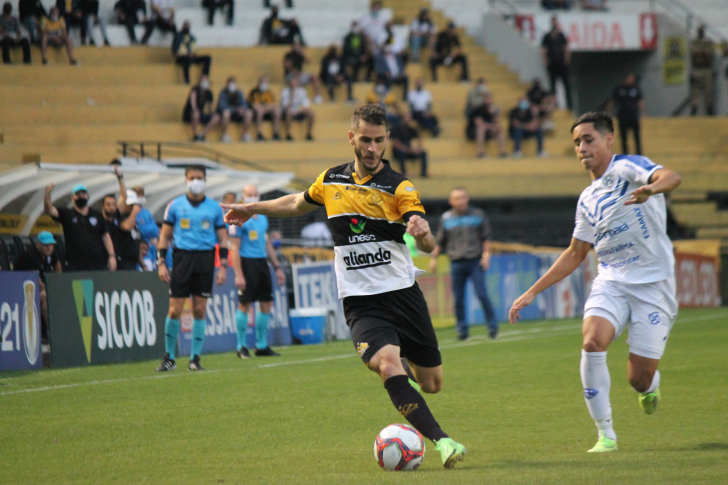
[
  {"x1": 221, "y1": 192, "x2": 319, "y2": 226},
  {"x1": 406, "y1": 214, "x2": 435, "y2": 253},
  {"x1": 508, "y1": 237, "x2": 592, "y2": 324},
  {"x1": 43, "y1": 183, "x2": 59, "y2": 219},
  {"x1": 624, "y1": 168, "x2": 682, "y2": 206},
  {"x1": 215, "y1": 226, "x2": 228, "y2": 285},
  {"x1": 266, "y1": 236, "x2": 285, "y2": 285},
  {"x1": 102, "y1": 233, "x2": 117, "y2": 271},
  {"x1": 157, "y1": 222, "x2": 173, "y2": 283},
  {"x1": 228, "y1": 233, "x2": 245, "y2": 291},
  {"x1": 119, "y1": 204, "x2": 142, "y2": 231}
]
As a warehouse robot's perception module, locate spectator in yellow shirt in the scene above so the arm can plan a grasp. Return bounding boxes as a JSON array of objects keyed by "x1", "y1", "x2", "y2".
[{"x1": 41, "y1": 7, "x2": 77, "y2": 65}]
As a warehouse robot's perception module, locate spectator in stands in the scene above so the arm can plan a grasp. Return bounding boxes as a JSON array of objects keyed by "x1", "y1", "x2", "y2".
[
  {"x1": 259, "y1": 4, "x2": 300, "y2": 45},
  {"x1": 202, "y1": 0, "x2": 233, "y2": 26},
  {"x1": 280, "y1": 75, "x2": 314, "y2": 141},
  {"x1": 319, "y1": 44, "x2": 354, "y2": 102},
  {"x1": 690, "y1": 25, "x2": 716, "y2": 116},
  {"x1": 465, "y1": 77, "x2": 491, "y2": 117},
  {"x1": 172, "y1": 21, "x2": 211, "y2": 84},
  {"x1": 466, "y1": 93, "x2": 507, "y2": 158},
  {"x1": 382, "y1": 20, "x2": 407, "y2": 64},
  {"x1": 141, "y1": 0, "x2": 175, "y2": 45},
  {"x1": 207, "y1": 76, "x2": 253, "y2": 142},
  {"x1": 342, "y1": 21, "x2": 373, "y2": 82},
  {"x1": 608, "y1": 73, "x2": 644, "y2": 155},
  {"x1": 409, "y1": 7, "x2": 435, "y2": 62},
  {"x1": 263, "y1": 0, "x2": 291, "y2": 7},
  {"x1": 0, "y1": 3, "x2": 31, "y2": 64},
  {"x1": 358, "y1": 0, "x2": 387, "y2": 51},
  {"x1": 365, "y1": 78, "x2": 401, "y2": 126},
  {"x1": 374, "y1": 45, "x2": 409, "y2": 101},
  {"x1": 526, "y1": 78, "x2": 556, "y2": 131},
  {"x1": 541, "y1": 0, "x2": 570, "y2": 9},
  {"x1": 183, "y1": 74, "x2": 215, "y2": 141},
  {"x1": 541, "y1": 16, "x2": 572, "y2": 109},
  {"x1": 82, "y1": 0, "x2": 110, "y2": 45},
  {"x1": 222, "y1": 191, "x2": 236, "y2": 204},
  {"x1": 14, "y1": 231, "x2": 61, "y2": 343},
  {"x1": 390, "y1": 111, "x2": 428, "y2": 177},
  {"x1": 114, "y1": 0, "x2": 146, "y2": 44},
  {"x1": 284, "y1": 39, "x2": 323, "y2": 104},
  {"x1": 407, "y1": 78, "x2": 440, "y2": 137},
  {"x1": 509, "y1": 95, "x2": 546, "y2": 157},
  {"x1": 44, "y1": 182, "x2": 116, "y2": 271},
  {"x1": 430, "y1": 22, "x2": 469, "y2": 82},
  {"x1": 247, "y1": 75, "x2": 282, "y2": 141},
  {"x1": 56, "y1": 0, "x2": 85, "y2": 43},
  {"x1": 18, "y1": 0, "x2": 46, "y2": 44},
  {"x1": 40, "y1": 7, "x2": 77, "y2": 65},
  {"x1": 580, "y1": 0, "x2": 606, "y2": 11}
]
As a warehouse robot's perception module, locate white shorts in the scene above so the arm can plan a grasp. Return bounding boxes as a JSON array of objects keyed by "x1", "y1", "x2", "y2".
[{"x1": 584, "y1": 276, "x2": 678, "y2": 359}]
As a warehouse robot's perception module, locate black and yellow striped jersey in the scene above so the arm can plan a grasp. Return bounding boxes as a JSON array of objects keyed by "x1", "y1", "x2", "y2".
[{"x1": 304, "y1": 160, "x2": 426, "y2": 298}]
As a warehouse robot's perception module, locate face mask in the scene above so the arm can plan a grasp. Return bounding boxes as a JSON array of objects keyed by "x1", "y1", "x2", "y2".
[
  {"x1": 260, "y1": 82, "x2": 269, "y2": 92},
  {"x1": 375, "y1": 85, "x2": 386, "y2": 95},
  {"x1": 51, "y1": 14, "x2": 59, "y2": 21},
  {"x1": 519, "y1": 100, "x2": 530, "y2": 110},
  {"x1": 272, "y1": 239, "x2": 282, "y2": 250},
  {"x1": 187, "y1": 179, "x2": 205, "y2": 195},
  {"x1": 477, "y1": 84, "x2": 487, "y2": 94},
  {"x1": 416, "y1": 85, "x2": 423, "y2": 91},
  {"x1": 371, "y1": 10, "x2": 379, "y2": 17},
  {"x1": 200, "y1": 80, "x2": 210, "y2": 90},
  {"x1": 243, "y1": 196, "x2": 260, "y2": 204},
  {"x1": 227, "y1": 83, "x2": 237, "y2": 93},
  {"x1": 74, "y1": 197, "x2": 88, "y2": 208}
]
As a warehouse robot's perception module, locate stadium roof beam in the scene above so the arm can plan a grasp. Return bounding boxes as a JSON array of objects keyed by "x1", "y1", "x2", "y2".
[{"x1": 0, "y1": 158, "x2": 294, "y2": 236}]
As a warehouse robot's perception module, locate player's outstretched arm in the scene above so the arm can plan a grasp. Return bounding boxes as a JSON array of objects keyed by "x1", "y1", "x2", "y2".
[
  {"x1": 221, "y1": 192, "x2": 318, "y2": 226},
  {"x1": 508, "y1": 237, "x2": 592, "y2": 324},
  {"x1": 624, "y1": 168, "x2": 682, "y2": 206}
]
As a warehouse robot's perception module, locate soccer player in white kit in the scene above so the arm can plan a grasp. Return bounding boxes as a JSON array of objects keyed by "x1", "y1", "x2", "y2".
[{"x1": 509, "y1": 112, "x2": 682, "y2": 453}]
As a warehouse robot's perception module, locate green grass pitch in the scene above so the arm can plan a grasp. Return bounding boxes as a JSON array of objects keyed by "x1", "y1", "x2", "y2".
[{"x1": 1, "y1": 307, "x2": 727, "y2": 484}]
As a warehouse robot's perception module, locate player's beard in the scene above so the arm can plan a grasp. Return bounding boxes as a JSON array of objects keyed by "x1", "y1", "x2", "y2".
[{"x1": 354, "y1": 145, "x2": 384, "y2": 174}]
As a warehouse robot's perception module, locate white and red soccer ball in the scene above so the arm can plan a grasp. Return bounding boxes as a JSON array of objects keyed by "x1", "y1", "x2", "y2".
[{"x1": 374, "y1": 424, "x2": 425, "y2": 471}]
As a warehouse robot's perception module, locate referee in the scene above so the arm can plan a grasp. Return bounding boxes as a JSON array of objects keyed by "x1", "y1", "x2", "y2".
[
  {"x1": 155, "y1": 165, "x2": 228, "y2": 372},
  {"x1": 228, "y1": 185, "x2": 286, "y2": 357}
]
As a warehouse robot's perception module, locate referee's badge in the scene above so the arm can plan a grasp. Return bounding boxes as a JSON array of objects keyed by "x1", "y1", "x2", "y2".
[
  {"x1": 201, "y1": 220, "x2": 210, "y2": 230},
  {"x1": 356, "y1": 342, "x2": 369, "y2": 357},
  {"x1": 180, "y1": 218, "x2": 190, "y2": 229}
]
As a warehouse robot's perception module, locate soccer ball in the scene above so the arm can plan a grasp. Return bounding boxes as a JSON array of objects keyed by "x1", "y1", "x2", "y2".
[{"x1": 374, "y1": 424, "x2": 425, "y2": 471}]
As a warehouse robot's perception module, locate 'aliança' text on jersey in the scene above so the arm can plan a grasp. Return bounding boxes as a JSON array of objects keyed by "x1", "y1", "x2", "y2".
[
  {"x1": 304, "y1": 161, "x2": 425, "y2": 299},
  {"x1": 573, "y1": 155, "x2": 674, "y2": 284}
]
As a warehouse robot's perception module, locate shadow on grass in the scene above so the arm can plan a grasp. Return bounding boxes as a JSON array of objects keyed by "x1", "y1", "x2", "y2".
[{"x1": 647, "y1": 442, "x2": 728, "y2": 452}]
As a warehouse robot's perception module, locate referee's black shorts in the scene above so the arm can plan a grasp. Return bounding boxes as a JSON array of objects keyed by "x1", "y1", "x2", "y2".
[
  {"x1": 238, "y1": 257, "x2": 273, "y2": 304},
  {"x1": 344, "y1": 282, "x2": 441, "y2": 368},
  {"x1": 170, "y1": 249, "x2": 216, "y2": 299}
]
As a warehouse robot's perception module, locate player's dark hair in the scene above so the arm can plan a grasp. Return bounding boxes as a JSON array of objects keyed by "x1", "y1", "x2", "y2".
[
  {"x1": 185, "y1": 164, "x2": 207, "y2": 176},
  {"x1": 101, "y1": 194, "x2": 116, "y2": 204},
  {"x1": 351, "y1": 104, "x2": 388, "y2": 131},
  {"x1": 571, "y1": 111, "x2": 614, "y2": 135}
]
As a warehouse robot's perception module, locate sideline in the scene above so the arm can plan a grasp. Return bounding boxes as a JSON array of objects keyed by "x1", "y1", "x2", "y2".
[{"x1": 1, "y1": 310, "x2": 725, "y2": 396}]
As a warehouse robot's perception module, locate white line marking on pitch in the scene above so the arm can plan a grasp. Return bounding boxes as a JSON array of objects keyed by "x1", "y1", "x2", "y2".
[{"x1": 1, "y1": 310, "x2": 725, "y2": 396}]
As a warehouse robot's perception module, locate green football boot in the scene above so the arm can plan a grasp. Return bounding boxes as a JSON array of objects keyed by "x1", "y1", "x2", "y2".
[
  {"x1": 435, "y1": 438, "x2": 467, "y2": 468},
  {"x1": 639, "y1": 388, "x2": 660, "y2": 415},
  {"x1": 587, "y1": 437, "x2": 618, "y2": 453}
]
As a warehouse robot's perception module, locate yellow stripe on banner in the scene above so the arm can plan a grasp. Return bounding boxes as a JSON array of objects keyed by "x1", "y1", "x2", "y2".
[{"x1": 0, "y1": 214, "x2": 27, "y2": 234}]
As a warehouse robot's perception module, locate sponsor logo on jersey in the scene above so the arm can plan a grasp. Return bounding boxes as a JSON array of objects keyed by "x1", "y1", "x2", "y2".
[
  {"x1": 584, "y1": 388, "x2": 599, "y2": 399},
  {"x1": 594, "y1": 222, "x2": 629, "y2": 244},
  {"x1": 367, "y1": 194, "x2": 383, "y2": 206},
  {"x1": 345, "y1": 185, "x2": 367, "y2": 193},
  {"x1": 329, "y1": 173, "x2": 350, "y2": 179},
  {"x1": 343, "y1": 248, "x2": 392, "y2": 270},
  {"x1": 649, "y1": 312, "x2": 661, "y2": 325},
  {"x1": 398, "y1": 403, "x2": 419, "y2": 418},
  {"x1": 356, "y1": 342, "x2": 369, "y2": 357},
  {"x1": 350, "y1": 218, "x2": 366, "y2": 234},
  {"x1": 369, "y1": 183, "x2": 392, "y2": 189},
  {"x1": 348, "y1": 234, "x2": 376, "y2": 243}
]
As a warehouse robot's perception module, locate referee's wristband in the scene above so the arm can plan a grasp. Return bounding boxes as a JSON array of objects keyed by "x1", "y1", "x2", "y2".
[
  {"x1": 219, "y1": 247, "x2": 228, "y2": 259},
  {"x1": 157, "y1": 248, "x2": 168, "y2": 266}
]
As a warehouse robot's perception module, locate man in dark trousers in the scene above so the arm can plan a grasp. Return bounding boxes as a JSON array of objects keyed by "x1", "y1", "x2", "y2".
[
  {"x1": 429, "y1": 22, "x2": 469, "y2": 82},
  {"x1": 0, "y1": 3, "x2": 31, "y2": 64},
  {"x1": 429, "y1": 187, "x2": 498, "y2": 340},
  {"x1": 172, "y1": 21, "x2": 211, "y2": 84},
  {"x1": 541, "y1": 16, "x2": 572, "y2": 109},
  {"x1": 390, "y1": 111, "x2": 428, "y2": 177},
  {"x1": 44, "y1": 182, "x2": 117, "y2": 272},
  {"x1": 101, "y1": 165, "x2": 142, "y2": 270},
  {"x1": 609, "y1": 73, "x2": 644, "y2": 155},
  {"x1": 114, "y1": 0, "x2": 146, "y2": 44}
]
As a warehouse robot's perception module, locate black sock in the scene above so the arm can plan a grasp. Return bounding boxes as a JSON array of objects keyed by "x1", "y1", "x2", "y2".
[
  {"x1": 383, "y1": 375, "x2": 448, "y2": 442},
  {"x1": 401, "y1": 358, "x2": 417, "y2": 382}
]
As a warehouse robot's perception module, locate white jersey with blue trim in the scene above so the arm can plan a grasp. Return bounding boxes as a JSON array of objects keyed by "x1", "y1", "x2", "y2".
[{"x1": 573, "y1": 154, "x2": 674, "y2": 284}]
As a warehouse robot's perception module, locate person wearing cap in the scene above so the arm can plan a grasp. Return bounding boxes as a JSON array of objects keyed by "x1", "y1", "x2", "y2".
[
  {"x1": 429, "y1": 21, "x2": 469, "y2": 82},
  {"x1": 14, "y1": 231, "x2": 62, "y2": 343},
  {"x1": 44, "y1": 181, "x2": 116, "y2": 272}
]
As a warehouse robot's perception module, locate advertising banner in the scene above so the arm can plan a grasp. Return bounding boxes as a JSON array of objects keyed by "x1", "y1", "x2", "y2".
[
  {"x1": 0, "y1": 271, "x2": 42, "y2": 371},
  {"x1": 177, "y1": 266, "x2": 290, "y2": 356},
  {"x1": 46, "y1": 271, "x2": 167, "y2": 368},
  {"x1": 663, "y1": 37, "x2": 687, "y2": 85},
  {"x1": 517, "y1": 12, "x2": 658, "y2": 51},
  {"x1": 292, "y1": 261, "x2": 349, "y2": 340},
  {"x1": 674, "y1": 252, "x2": 721, "y2": 308}
]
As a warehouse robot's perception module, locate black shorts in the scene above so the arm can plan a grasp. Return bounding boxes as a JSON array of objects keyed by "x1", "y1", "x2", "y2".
[
  {"x1": 466, "y1": 125, "x2": 495, "y2": 141},
  {"x1": 183, "y1": 112, "x2": 213, "y2": 124},
  {"x1": 253, "y1": 111, "x2": 275, "y2": 122},
  {"x1": 170, "y1": 249, "x2": 215, "y2": 298},
  {"x1": 344, "y1": 282, "x2": 441, "y2": 368},
  {"x1": 284, "y1": 110, "x2": 307, "y2": 121},
  {"x1": 238, "y1": 257, "x2": 273, "y2": 304}
]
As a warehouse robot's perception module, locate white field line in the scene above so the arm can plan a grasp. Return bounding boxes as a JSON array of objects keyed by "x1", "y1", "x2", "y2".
[{"x1": 1, "y1": 310, "x2": 725, "y2": 397}]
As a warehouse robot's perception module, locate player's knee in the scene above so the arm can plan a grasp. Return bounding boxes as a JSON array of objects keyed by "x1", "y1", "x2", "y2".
[
  {"x1": 629, "y1": 372, "x2": 652, "y2": 393},
  {"x1": 419, "y1": 378, "x2": 441, "y2": 394},
  {"x1": 582, "y1": 337, "x2": 607, "y2": 353},
  {"x1": 168, "y1": 310, "x2": 181, "y2": 319}
]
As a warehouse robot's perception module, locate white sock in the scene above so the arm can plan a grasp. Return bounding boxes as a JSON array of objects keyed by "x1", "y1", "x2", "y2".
[
  {"x1": 642, "y1": 370, "x2": 661, "y2": 394},
  {"x1": 581, "y1": 350, "x2": 616, "y2": 440}
]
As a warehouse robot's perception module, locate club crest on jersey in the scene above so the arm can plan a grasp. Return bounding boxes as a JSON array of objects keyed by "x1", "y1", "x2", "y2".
[
  {"x1": 333, "y1": 191, "x2": 342, "y2": 200},
  {"x1": 367, "y1": 194, "x2": 383, "y2": 206},
  {"x1": 649, "y1": 312, "x2": 661, "y2": 325},
  {"x1": 350, "y1": 218, "x2": 366, "y2": 234},
  {"x1": 584, "y1": 388, "x2": 599, "y2": 399},
  {"x1": 356, "y1": 342, "x2": 369, "y2": 357}
]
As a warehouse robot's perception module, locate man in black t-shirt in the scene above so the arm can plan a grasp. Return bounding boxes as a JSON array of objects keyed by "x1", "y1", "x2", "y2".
[
  {"x1": 429, "y1": 22, "x2": 469, "y2": 82},
  {"x1": 465, "y1": 94, "x2": 507, "y2": 158},
  {"x1": 44, "y1": 182, "x2": 116, "y2": 271},
  {"x1": 540, "y1": 17, "x2": 572, "y2": 109},
  {"x1": 183, "y1": 74, "x2": 215, "y2": 141},
  {"x1": 609, "y1": 73, "x2": 644, "y2": 155},
  {"x1": 390, "y1": 112, "x2": 428, "y2": 177},
  {"x1": 508, "y1": 96, "x2": 545, "y2": 157},
  {"x1": 14, "y1": 231, "x2": 61, "y2": 343},
  {"x1": 103, "y1": 164, "x2": 142, "y2": 270}
]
